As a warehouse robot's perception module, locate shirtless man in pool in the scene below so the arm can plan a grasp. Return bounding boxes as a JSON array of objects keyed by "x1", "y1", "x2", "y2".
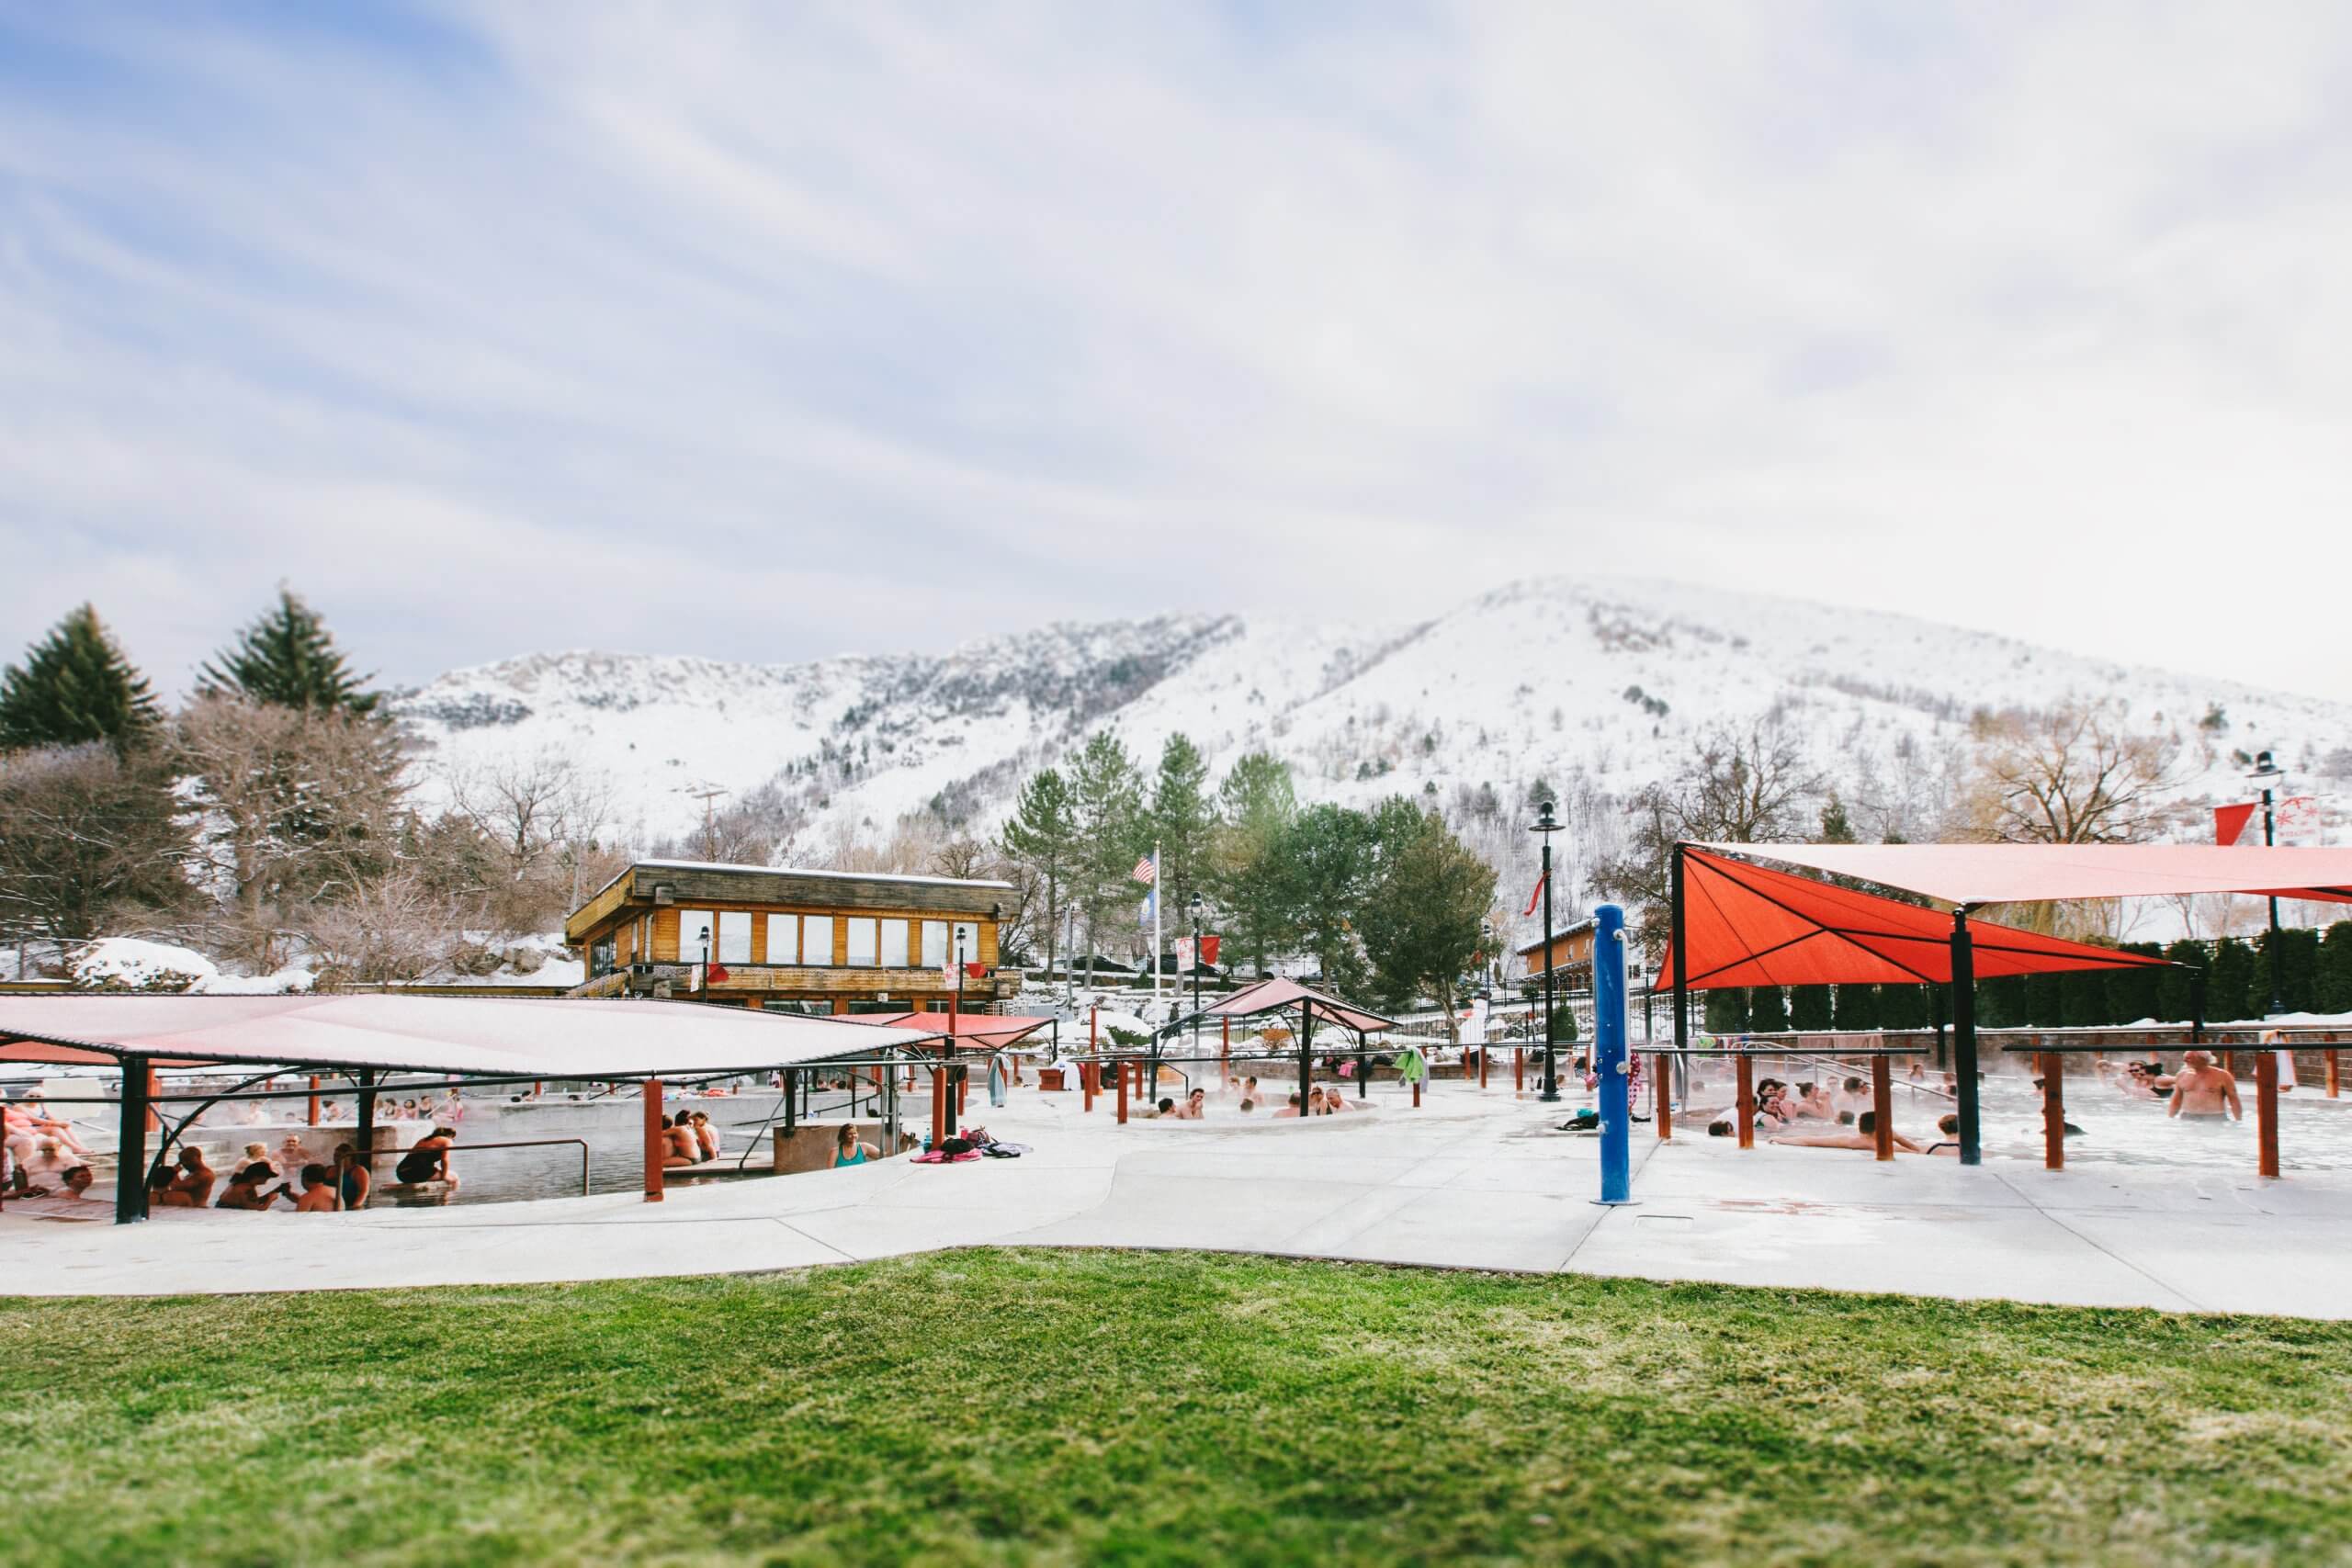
[{"x1": 2167, "y1": 1051, "x2": 2242, "y2": 1121}]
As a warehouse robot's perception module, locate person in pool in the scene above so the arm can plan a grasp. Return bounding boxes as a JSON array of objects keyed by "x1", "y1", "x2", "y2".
[
  {"x1": 1172, "y1": 1088, "x2": 1207, "y2": 1121},
  {"x1": 333, "y1": 1143, "x2": 370, "y2": 1209},
  {"x1": 216, "y1": 1162, "x2": 292, "y2": 1210},
  {"x1": 1771, "y1": 1111, "x2": 1926, "y2": 1155},
  {"x1": 833, "y1": 1125, "x2": 879, "y2": 1168},
  {"x1": 292, "y1": 1164, "x2": 341, "y2": 1213},
  {"x1": 2167, "y1": 1051, "x2": 2241, "y2": 1121},
  {"x1": 168, "y1": 1145, "x2": 219, "y2": 1207},
  {"x1": 1926, "y1": 1113, "x2": 1962, "y2": 1156}
]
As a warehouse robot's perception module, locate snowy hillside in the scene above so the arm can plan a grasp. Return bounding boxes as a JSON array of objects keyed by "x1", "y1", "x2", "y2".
[{"x1": 390, "y1": 575, "x2": 2352, "y2": 888}]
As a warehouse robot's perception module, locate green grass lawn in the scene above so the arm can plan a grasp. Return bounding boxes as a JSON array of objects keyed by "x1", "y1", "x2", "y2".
[{"x1": 4, "y1": 1250, "x2": 2349, "y2": 1567}]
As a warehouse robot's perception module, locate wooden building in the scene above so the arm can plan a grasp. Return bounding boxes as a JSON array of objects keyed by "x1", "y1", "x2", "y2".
[
  {"x1": 1516, "y1": 918, "x2": 1599, "y2": 988},
  {"x1": 564, "y1": 861, "x2": 1018, "y2": 1012}
]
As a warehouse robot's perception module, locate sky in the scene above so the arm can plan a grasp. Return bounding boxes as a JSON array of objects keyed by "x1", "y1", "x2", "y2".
[{"x1": 4, "y1": 2, "x2": 2350, "y2": 699}]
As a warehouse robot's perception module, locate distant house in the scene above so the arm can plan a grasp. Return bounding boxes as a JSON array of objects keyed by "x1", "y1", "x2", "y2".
[
  {"x1": 1516, "y1": 917, "x2": 1600, "y2": 989},
  {"x1": 565, "y1": 860, "x2": 1017, "y2": 1012}
]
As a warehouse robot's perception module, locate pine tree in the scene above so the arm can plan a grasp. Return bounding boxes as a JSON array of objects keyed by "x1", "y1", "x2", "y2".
[
  {"x1": 2156, "y1": 941, "x2": 2203, "y2": 1022},
  {"x1": 198, "y1": 588, "x2": 379, "y2": 714},
  {"x1": 2109, "y1": 943, "x2": 2165, "y2": 1023},
  {"x1": 1833, "y1": 983, "x2": 1880, "y2": 1032},
  {"x1": 1066, "y1": 731, "x2": 1145, "y2": 976},
  {"x1": 1358, "y1": 809, "x2": 1496, "y2": 1029},
  {"x1": 1149, "y1": 733, "x2": 1217, "y2": 927},
  {"x1": 1788, "y1": 984, "x2": 1834, "y2": 1032},
  {"x1": 1210, "y1": 751, "x2": 1296, "y2": 975},
  {"x1": 1748, "y1": 986, "x2": 1790, "y2": 1033},
  {"x1": 2206, "y1": 937, "x2": 2256, "y2": 1023},
  {"x1": 1000, "y1": 768, "x2": 1080, "y2": 980},
  {"x1": 1703, "y1": 987, "x2": 1750, "y2": 1035},
  {"x1": 1817, "y1": 793, "x2": 1858, "y2": 844},
  {"x1": 0, "y1": 604, "x2": 161, "y2": 751},
  {"x1": 2317, "y1": 922, "x2": 2352, "y2": 1014}
]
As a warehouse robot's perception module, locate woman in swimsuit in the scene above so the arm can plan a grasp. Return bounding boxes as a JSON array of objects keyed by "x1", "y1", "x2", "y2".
[
  {"x1": 834, "y1": 1124, "x2": 878, "y2": 1168},
  {"x1": 333, "y1": 1143, "x2": 371, "y2": 1209}
]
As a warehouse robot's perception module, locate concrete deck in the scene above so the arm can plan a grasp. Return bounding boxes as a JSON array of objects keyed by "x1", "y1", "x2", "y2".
[{"x1": 6, "y1": 1083, "x2": 2346, "y2": 1317}]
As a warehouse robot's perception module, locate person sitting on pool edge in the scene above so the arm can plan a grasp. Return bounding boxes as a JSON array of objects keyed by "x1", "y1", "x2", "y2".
[
  {"x1": 146, "y1": 1166, "x2": 195, "y2": 1207},
  {"x1": 834, "y1": 1124, "x2": 879, "y2": 1168},
  {"x1": 1770, "y1": 1111, "x2": 1925, "y2": 1155},
  {"x1": 688, "y1": 1111, "x2": 720, "y2": 1161},
  {"x1": 2167, "y1": 1051, "x2": 2242, "y2": 1121},
  {"x1": 396, "y1": 1126, "x2": 459, "y2": 1186},
  {"x1": 656, "y1": 1116, "x2": 697, "y2": 1168},
  {"x1": 169, "y1": 1145, "x2": 219, "y2": 1207}
]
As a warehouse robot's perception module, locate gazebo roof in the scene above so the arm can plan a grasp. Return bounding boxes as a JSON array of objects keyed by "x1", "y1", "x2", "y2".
[{"x1": 1200, "y1": 976, "x2": 1396, "y2": 1035}]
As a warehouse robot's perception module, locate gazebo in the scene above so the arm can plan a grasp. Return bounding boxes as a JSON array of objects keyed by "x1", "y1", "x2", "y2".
[
  {"x1": 0, "y1": 994, "x2": 944, "y2": 1222},
  {"x1": 1659, "y1": 842, "x2": 2352, "y2": 1162},
  {"x1": 1190, "y1": 976, "x2": 1396, "y2": 1116}
]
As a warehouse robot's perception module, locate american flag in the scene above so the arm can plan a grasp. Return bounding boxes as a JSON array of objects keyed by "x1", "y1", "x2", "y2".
[{"x1": 1131, "y1": 853, "x2": 1158, "y2": 885}]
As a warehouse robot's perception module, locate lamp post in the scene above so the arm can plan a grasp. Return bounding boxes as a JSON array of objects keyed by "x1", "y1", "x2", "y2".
[
  {"x1": 2251, "y1": 750, "x2": 2286, "y2": 1018},
  {"x1": 1531, "y1": 800, "x2": 1562, "y2": 1102}
]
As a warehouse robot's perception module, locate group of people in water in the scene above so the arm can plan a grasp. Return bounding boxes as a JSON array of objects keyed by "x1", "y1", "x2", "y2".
[
  {"x1": 4, "y1": 1090, "x2": 98, "y2": 1199},
  {"x1": 132, "y1": 1127, "x2": 455, "y2": 1212},
  {"x1": 1134, "y1": 1074, "x2": 1368, "y2": 1121}
]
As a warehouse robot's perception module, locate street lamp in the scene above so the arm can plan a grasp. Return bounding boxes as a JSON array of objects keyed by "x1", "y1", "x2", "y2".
[
  {"x1": 2250, "y1": 750, "x2": 2287, "y2": 1018},
  {"x1": 1530, "y1": 800, "x2": 1562, "y2": 1102}
]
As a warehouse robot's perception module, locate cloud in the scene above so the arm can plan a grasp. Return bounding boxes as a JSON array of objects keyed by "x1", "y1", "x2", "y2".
[{"x1": 1, "y1": 2, "x2": 2348, "y2": 699}]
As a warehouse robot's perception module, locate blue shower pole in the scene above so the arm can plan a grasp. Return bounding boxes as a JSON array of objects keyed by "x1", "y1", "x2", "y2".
[{"x1": 1595, "y1": 902, "x2": 1634, "y2": 1205}]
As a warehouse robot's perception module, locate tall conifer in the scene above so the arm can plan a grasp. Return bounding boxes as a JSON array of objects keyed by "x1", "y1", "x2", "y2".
[
  {"x1": 199, "y1": 588, "x2": 379, "y2": 714},
  {"x1": 0, "y1": 604, "x2": 161, "y2": 751}
]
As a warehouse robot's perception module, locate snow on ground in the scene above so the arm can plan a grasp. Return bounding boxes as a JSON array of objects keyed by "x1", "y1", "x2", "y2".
[{"x1": 68, "y1": 938, "x2": 220, "y2": 992}]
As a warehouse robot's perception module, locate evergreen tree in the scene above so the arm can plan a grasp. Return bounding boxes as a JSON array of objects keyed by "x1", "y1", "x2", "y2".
[
  {"x1": 2157, "y1": 940, "x2": 2203, "y2": 1021},
  {"x1": 1816, "y1": 793, "x2": 1858, "y2": 844},
  {"x1": 1748, "y1": 986, "x2": 1790, "y2": 1033},
  {"x1": 1000, "y1": 767, "x2": 1080, "y2": 980},
  {"x1": 1358, "y1": 810, "x2": 1497, "y2": 1031},
  {"x1": 2109, "y1": 943, "x2": 2165, "y2": 1023},
  {"x1": 1833, "y1": 983, "x2": 1880, "y2": 1032},
  {"x1": 1272, "y1": 802, "x2": 1387, "y2": 995},
  {"x1": 199, "y1": 588, "x2": 379, "y2": 714},
  {"x1": 1066, "y1": 731, "x2": 1146, "y2": 975},
  {"x1": 2023, "y1": 972, "x2": 2063, "y2": 1027},
  {"x1": 2317, "y1": 921, "x2": 2352, "y2": 1014},
  {"x1": 1788, "y1": 984, "x2": 1834, "y2": 1032},
  {"x1": 0, "y1": 604, "x2": 161, "y2": 751},
  {"x1": 2206, "y1": 937, "x2": 2256, "y2": 1022},
  {"x1": 1703, "y1": 987, "x2": 1750, "y2": 1035},
  {"x1": 1149, "y1": 733, "x2": 1217, "y2": 926},
  {"x1": 2252, "y1": 925, "x2": 2323, "y2": 1016},
  {"x1": 1210, "y1": 751, "x2": 1296, "y2": 974},
  {"x1": 1878, "y1": 982, "x2": 1927, "y2": 1032},
  {"x1": 2059, "y1": 970, "x2": 2111, "y2": 1028}
]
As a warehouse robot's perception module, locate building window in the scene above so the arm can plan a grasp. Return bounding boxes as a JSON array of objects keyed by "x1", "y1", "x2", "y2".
[
  {"x1": 951, "y1": 921, "x2": 979, "y2": 967},
  {"x1": 803, "y1": 916, "x2": 834, "y2": 966},
  {"x1": 845, "y1": 918, "x2": 878, "y2": 967},
  {"x1": 678, "y1": 910, "x2": 716, "y2": 964},
  {"x1": 921, "y1": 919, "x2": 948, "y2": 968},
  {"x1": 717, "y1": 910, "x2": 752, "y2": 964},
  {"x1": 766, "y1": 913, "x2": 799, "y2": 964},
  {"x1": 591, "y1": 937, "x2": 616, "y2": 978},
  {"x1": 880, "y1": 919, "x2": 910, "y2": 967}
]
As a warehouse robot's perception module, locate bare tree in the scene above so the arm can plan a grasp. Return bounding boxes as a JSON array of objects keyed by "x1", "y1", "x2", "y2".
[
  {"x1": 1963, "y1": 699, "x2": 2181, "y2": 845},
  {"x1": 305, "y1": 868, "x2": 463, "y2": 987},
  {"x1": 0, "y1": 743, "x2": 193, "y2": 945}
]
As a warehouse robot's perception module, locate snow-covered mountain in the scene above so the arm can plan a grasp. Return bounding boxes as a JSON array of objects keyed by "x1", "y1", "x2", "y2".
[{"x1": 390, "y1": 576, "x2": 2352, "y2": 876}]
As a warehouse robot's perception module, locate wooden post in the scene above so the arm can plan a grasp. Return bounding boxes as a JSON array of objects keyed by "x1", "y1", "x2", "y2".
[
  {"x1": 642, "y1": 1078, "x2": 664, "y2": 1202},
  {"x1": 2040, "y1": 1053, "x2": 2064, "y2": 1172},
  {"x1": 1116, "y1": 1060, "x2": 1129, "y2": 1124},
  {"x1": 1655, "y1": 1054, "x2": 1673, "y2": 1141},
  {"x1": 2326, "y1": 1048, "x2": 2339, "y2": 1099},
  {"x1": 1514, "y1": 1049, "x2": 1524, "y2": 1092},
  {"x1": 1871, "y1": 1055, "x2": 1894, "y2": 1161},
  {"x1": 1090, "y1": 1005, "x2": 1099, "y2": 1050},
  {"x1": 1082, "y1": 1059, "x2": 1096, "y2": 1112},
  {"x1": 307, "y1": 1076, "x2": 321, "y2": 1126},
  {"x1": 1412, "y1": 1078, "x2": 1421, "y2": 1109},
  {"x1": 1736, "y1": 1056, "x2": 1755, "y2": 1150},
  {"x1": 146, "y1": 1066, "x2": 161, "y2": 1134},
  {"x1": 2256, "y1": 1051, "x2": 2279, "y2": 1179}
]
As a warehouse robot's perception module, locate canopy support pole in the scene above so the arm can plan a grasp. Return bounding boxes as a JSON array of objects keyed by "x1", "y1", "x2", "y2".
[
  {"x1": 113, "y1": 1053, "x2": 150, "y2": 1225},
  {"x1": 642, "y1": 1077, "x2": 664, "y2": 1202},
  {"x1": 1951, "y1": 908, "x2": 1982, "y2": 1166},
  {"x1": 1670, "y1": 844, "x2": 1689, "y2": 1056},
  {"x1": 1298, "y1": 1001, "x2": 1313, "y2": 1118},
  {"x1": 356, "y1": 1069, "x2": 378, "y2": 1187}
]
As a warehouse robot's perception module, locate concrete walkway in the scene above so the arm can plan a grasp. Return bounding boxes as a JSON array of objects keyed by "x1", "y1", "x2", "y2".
[{"x1": 6, "y1": 1084, "x2": 2346, "y2": 1317}]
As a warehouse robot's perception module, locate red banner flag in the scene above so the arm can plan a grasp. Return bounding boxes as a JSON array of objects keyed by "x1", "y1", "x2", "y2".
[
  {"x1": 2214, "y1": 802, "x2": 2258, "y2": 846},
  {"x1": 1521, "y1": 872, "x2": 1547, "y2": 919},
  {"x1": 963, "y1": 962, "x2": 987, "y2": 979},
  {"x1": 705, "y1": 962, "x2": 731, "y2": 986},
  {"x1": 1199, "y1": 935, "x2": 1221, "y2": 966}
]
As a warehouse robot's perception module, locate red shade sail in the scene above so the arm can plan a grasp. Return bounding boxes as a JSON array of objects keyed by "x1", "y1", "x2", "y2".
[
  {"x1": 1696, "y1": 842, "x2": 2352, "y2": 908},
  {"x1": 854, "y1": 1012, "x2": 1054, "y2": 1050},
  {"x1": 1656, "y1": 849, "x2": 2171, "y2": 991}
]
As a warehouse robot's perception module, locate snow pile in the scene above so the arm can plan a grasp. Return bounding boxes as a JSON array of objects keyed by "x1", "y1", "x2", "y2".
[
  {"x1": 194, "y1": 967, "x2": 315, "y2": 996},
  {"x1": 69, "y1": 938, "x2": 219, "y2": 993}
]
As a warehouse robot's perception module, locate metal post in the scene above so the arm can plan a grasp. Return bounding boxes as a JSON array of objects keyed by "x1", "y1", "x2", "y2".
[
  {"x1": 2262, "y1": 785, "x2": 2284, "y2": 1018},
  {"x1": 1735, "y1": 1056, "x2": 1754, "y2": 1150},
  {"x1": 1670, "y1": 844, "x2": 1689, "y2": 1059},
  {"x1": 2039, "y1": 1052, "x2": 2064, "y2": 1171},
  {"x1": 114, "y1": 1054, "x2": 150, "y2": 1224},
  {"x1": 1951, "y1": 908, "x2": 1983, "y2": 1166},
  {"x1": 1595, "y1": 904, "x2": 1632, "y2": 1204},
  {"x1": 785, "y1": 1068, "x2": 797, "y2": 1134},
  {"x1": 1298, "y1": 1000, "x2": 1313, "y2": 1117},
  {"x1": 2256, "y1": 1051, "x2": 2280, "y2": 1179},
  {"x1": 1115, "y1": 1059, "x2": 1129, "y2": 1124},
  {"x1": 1931, "y1": 984, "x2": 1947, "y2": 1069},
  {"x1": 2190, "y1": 971, "x2": 2206, "y2": 1044},
  {"x1": 642, "y1": 1077, "x2": 664, "y2": 1202},
  {"x1": 356, "y1": 1068, "x2": 378, "y2": 1184},
  {"x1": 1871, "y1": 1055, "x2": 1894, "y2": 1162},
  {"x1": 1539, "y1": 828, "x2": 1559, "y2": 1102}
]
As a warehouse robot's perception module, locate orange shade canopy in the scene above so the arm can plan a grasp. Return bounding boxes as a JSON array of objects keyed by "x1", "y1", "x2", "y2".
[{"x1": 1656, "y1": 848, "x2": 2171, "y2": 991}]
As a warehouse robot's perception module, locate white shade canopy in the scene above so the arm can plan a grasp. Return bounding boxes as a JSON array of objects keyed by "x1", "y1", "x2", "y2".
[{"x1": 0, "y1": 994, "x2": 940, "y2": 1077}]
